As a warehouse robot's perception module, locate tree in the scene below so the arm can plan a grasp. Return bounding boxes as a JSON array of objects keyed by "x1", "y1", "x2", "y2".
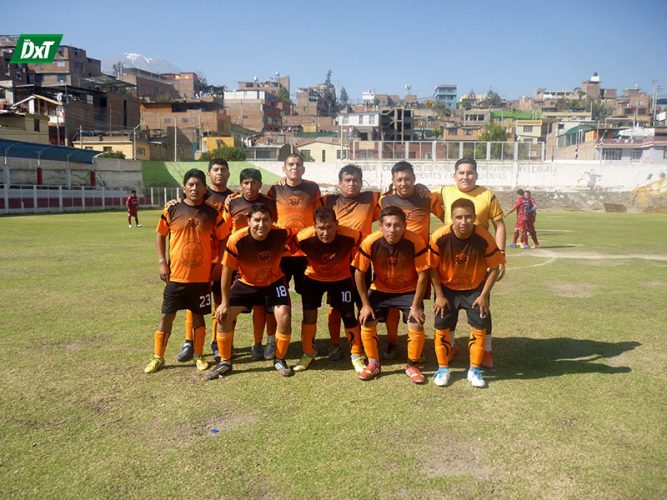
[
  {"x1": 301, "y1": 151, "x2": 315, "y2": 162},
  {"x1": 480, "y1": 90, "x2": 503, "y2": 108},
  {"x1": 339, "y1": 87, "x2": 349, "y2": 107},
  {"x1": 98, "y1": 150, "x2": 126, "y2": 159},
  {"x1": 476, "y1": 121, "x2": 508, "y2": 159},
  {"x1": 276, "y1": 86, "x2": 292, "y2": 112},
  {"x1": 325, "y1": 70, "x2": 333, "y2": 87},
  {"x1": 200, "y1": 145, "x2": 246, "y2": 162}
]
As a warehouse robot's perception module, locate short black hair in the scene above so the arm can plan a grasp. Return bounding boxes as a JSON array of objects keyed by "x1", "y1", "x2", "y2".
[
  {"x1": 525, "y1": 190, "x2": 532, "y2": 196},
  {"x1": 338, "y1": 164, "x2": 363, "y2": 182},
  {"x1": 451, "y1": 198, "x2": 476, "y2": 215},
  {"x1": 517, "y1": 189, "x2": 525, "y2": 196},
  {"x1": 208, "y1": 158, "x2": 229, "y2": 171},
  {"x1": 183, "y1": 168, "x2": 207, "y2": 186},
  {"x1": 131, "y1": 190, "x2": 136, "y2": 194},
  {"x1": 391, "y1": 161, "x2": 415, "y2": 177},
  {"x1": 247, "y1": 203, "x2": 273, "y2": 220},
  {"x1": 239, "y1": 168, "x2": 262, "y2": 183},
  {"x1": 379, "y1": 205, "x2": 406, "y2": 224},
  {"x1": 314, "y1": 206, "x2": 337, "y2": 224},
  {"x1": 284, "y1": 153, "x2": 304, "y2": 165},
  {"x1": 454, "y1": 158, "x2": 477, "y2": 173}
]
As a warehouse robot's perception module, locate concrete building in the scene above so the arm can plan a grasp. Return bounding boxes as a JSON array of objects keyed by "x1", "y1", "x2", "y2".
[
  {"x1": 337, "y1": 111, "x2": 380, "y2": 141},
  {"x1": 160, "y1": 72, "x2": 202, "y2": 99},
  {"x1": 28, "y1": 45, "x2": 102, "y2": 87},
  {"x1": 515, "y1": 119, "x2": 546, "y2": 143},
  {"x1": 434, "y1": 84, "x2": 457, "y2": 109},
  {"x1": 118, "y1": 67, "x2": 180, "y2": 101},
  {"x1": 296, "y1": 137, "x2": 342, "y2": 162},
  {"x1": 223, "y1": 89, "x2": 281, "y2": 132},
  {"x1": 295, "y1": 83, "x2": 336, "y2": 117},
  {"x1": 0, "y1": 111, "x2": 50, "y2": 143}
]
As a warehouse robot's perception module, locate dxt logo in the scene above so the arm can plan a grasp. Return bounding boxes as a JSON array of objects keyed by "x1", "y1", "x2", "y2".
[{"x1": 10, "y1": 35, "x2": 63, "y2": 64}]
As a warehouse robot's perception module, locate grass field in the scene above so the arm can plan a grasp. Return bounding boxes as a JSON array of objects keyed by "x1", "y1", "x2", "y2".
[
  {"x1": 1, "y1": 210, "x2": 666, "y2": 498},
  {"x1": 141, "y1": 161, "x2": 281, "y2": 188}
]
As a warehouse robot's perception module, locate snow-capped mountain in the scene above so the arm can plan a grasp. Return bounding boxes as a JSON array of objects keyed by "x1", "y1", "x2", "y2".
[{"x1": 102, "y1": 52, "x2": 182, "y2": 75}]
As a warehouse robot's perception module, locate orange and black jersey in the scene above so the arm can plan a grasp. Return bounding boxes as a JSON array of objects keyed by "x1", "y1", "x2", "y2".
[
  {"x1": 429, "y1": 225, "x2": 506, "y2": 291},
  {"x1": 224, "y1": 193, "x2": 277, "y2": 232},
  {"x1": 222, "y1": 226, "x2": 294, "y2": 288},
  {"x1": 266, "y1": 179, "x2": 322, "y2": 230},
  {"x1": 353, "y1": 230, "x2": 429, "y2": 294},
  {"x1": 322, "y1": 191, "x2": 380, "y2": 238},
  {"x1": 295, "y1": 225, "x2": 362, "y2": 282},
  {"x1": 378, "y1": 192, "x2": 444, "y2": 244},
  {"x1": 207, "y1": 187, "x2": 235, "y2": 213},
  {"x1": 157, "y1": 201, "x2": 230, "y2": 283}
]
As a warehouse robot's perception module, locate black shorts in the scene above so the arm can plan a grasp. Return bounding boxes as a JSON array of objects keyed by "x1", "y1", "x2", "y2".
[
  {"x1": 280, "y1": 256, "x2": 307, "y2": 294},
  {"x1": 433, "y1": 283, "x2": 491, "y2": 331},
  {"x1": 369, "y1": 290, "x2": 422, "y2": 325},
  {"x1": 162, "y1": 281, "x2": 212, "y2": 315},
  {"x1": 229, "y1": 278, "x2": 291, "y2": 308},
  {"x1": 211, "y1": 278, "x2": 222, "y2": 301},
  {"x1": 302, "y1": 277, "x2": 356, "y2": 314}
]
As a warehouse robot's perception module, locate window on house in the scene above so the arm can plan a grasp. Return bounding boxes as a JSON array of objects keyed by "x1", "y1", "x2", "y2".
[
  {"x1": 602, "y1": 148, "x2": 622, "y2": 160},
  {"x1": 301, "y1": 149, "x2": 310, "y2": 158},
  {"x1": 137, "y1": 147, "x2": 145, "y2": 155},
  {"x1": 103, "y1": 146, "x2": 112, "y2": 152},
  {"x1": 181, "y1": 117, "x2": 188, "y2": 123},
  {"x1": 34, "y1": 119, "x2": 40, "y2": 132},
  {"x1": 630, "y1": 149, "x2": 642, "y2": 161},
  {"x1": 56, "y1": 60, "x2": 65, "y2": 67},
  {"x1": 322, "y1": 150, "x2": 326, "y2": 162},
  {"x1": 164, "y1": 118, "x2": 172, "y2": 123},
  {"x1": 523, "y1": 125, "x2": 533, "y2": 133}
]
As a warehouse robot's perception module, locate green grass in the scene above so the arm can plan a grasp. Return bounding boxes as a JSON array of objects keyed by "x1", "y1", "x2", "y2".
[
  {"x1": 0, "y1": 211, "x2": 666, "y2": 498},
  {"x1": 141, "y1": 161, "x2": 281, "y2": 188}
]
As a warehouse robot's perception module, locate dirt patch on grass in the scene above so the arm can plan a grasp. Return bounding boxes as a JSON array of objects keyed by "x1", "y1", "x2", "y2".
[
  {"x1": 204, "y1": 411, "x2": 262, "y2": 437},
  {"x1": 63, "y1": 338, "x2": 98, "y2": 351},
  {"x1": 643, "y1": 280, "x2": 667, "y2": 288},
  {"x1": 419, "y1": 433, "x2": 494, "y2": 480},
  {"x1": 586, "y1": 259, "x2": 626, "y2": 267},
  {"x1": 550, "y1": 283, "x2": 598, "y2": 298}
]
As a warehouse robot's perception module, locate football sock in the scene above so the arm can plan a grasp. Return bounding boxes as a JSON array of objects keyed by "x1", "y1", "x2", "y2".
[
  {"x1": 386, "y1": 308, "x2": 399, "y2": 344},
  {"x1": 345, "y1": 325, "x2": 362, "y2": 356},
  {"x1": 434, "y1": 328, "x2": 451, "y2": 368},
  {"x1": 275, "y1": 332, "x2": 291, "y2": 360},
  {"x1": 193, "y1": 325, "x2": 206, "y2": 356},
  {"x1": 154, "y1": 330, "x2": 170, "y2": 358},
  {"x1": 301, "y1": 323, "x2": 317, "y2": 356},
  {"x1": 327, "y1": 306, "x2": 342, "y2": 346},
  {"x1": 252, "y1": 306, "x2": 266, "y2": 345},
  {"x1": 216, "y1": 329, "x2": 234, "y2": 362},
  {"x1": 512, "y1": 229, "x2": 519, "y2": 245},
  {"x1": 469, "y1": 328, "x2": 487, "y2": 367},
  {"x1": 361, "y1": 324, "x2": 379, "y2": 363},
  {"x1": 184, "y1": 310, "x2": 194, "y2": 342},
  {"x1": 407, "y1": 329, "x2": 425, "y2": 365}
]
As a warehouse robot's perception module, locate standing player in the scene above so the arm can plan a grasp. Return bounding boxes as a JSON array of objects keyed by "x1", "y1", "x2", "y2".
[
  {"x1": 435, "y1": 158, "x2": 506, "y2": 368},
  {"x1": 293, "y1": 207, "x2": 364, "y2": 374},
  {"x1": 353, "y1": 206, "x2": 430, "y2": 383},
  {"x1": 505, "y1": 189, "x2": 526, "y2": 248},
  {"x1": 209, "y1": 204, "x2": 294, "y2": 379},
  {"x1": 266, "y1": 153, "x2": 322, "y2": 295},
  {"x1": 175, "y1": 159, "x2": 235, "y2": 363},
  {"x1": 126, "y1": 190, "x2": 141, "y2": 228},
  {"x1": 144, "y1": 169, "x2": 230, "y2": 374},
  {"x1": 524, "y1": 190, "x2": 539, "y2": 248},
  {"x1": 224, "y1": 168, "x2": 278, "y2": 360},
  {"x1": 378, "y1": 161, "x2": 443, "y2": 360},
  {"x1": 321, "y1": 164, "x2": 380, "y2": 359},
  {"x1": 429, "y1": 198, "x2": 505, "y2": 388}
]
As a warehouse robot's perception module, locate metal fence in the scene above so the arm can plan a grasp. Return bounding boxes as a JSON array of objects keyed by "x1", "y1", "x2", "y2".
[
  {"x1": 349, "y1": 140, "x2": 546, "y2": 161},
  {"x1": 1, "y1": 185, "x2": 182, "y2": 215}
]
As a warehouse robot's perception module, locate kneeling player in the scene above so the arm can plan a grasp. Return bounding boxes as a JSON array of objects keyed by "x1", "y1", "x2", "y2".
[
  {"x1": 429, "y1": 198, "x2": 505, "y2": 388},
  {"x1": 209, "y1": 203, "x2": 294, "y2": 379},
  {"x1": 293, "y1": 207, "x2": 364, "y2": 373},
  {"x1": 353, "y1": 206, "x2": 429, "y2": 383},
  {"x1": 144, "y1": 169, "x2": 229, "y2": 374}
]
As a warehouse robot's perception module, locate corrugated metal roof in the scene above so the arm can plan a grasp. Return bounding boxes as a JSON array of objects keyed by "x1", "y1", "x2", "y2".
[{"x1": 0, "y1": 139, "x2": 99, "y2": 164}]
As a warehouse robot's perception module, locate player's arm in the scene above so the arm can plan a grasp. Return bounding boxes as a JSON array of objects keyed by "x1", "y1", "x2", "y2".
[
  {"x1": 355, "y1": 267, "x2": 375, "y2": 326},
  {"x1": 408, "y1": 269, "x2": 428, "y2": 326},
  {"x1": 504, "y1": 205, "x2": 517, "y2": 216},
  {"x1": 472, "y1": 267, "x2": 499, "y2": 318},
  {"x1": 156, "y1": 233, "x2": 170, "y2": 283},
  {"x1": 215, "y1": 265, "x2": 234, "y2": 325},
  {"x1": 430, "y1": 269, "x2": 449, "y2": 317},
  {"x1": 491, "y1": 218, "x2": 507, "y2": 281}
]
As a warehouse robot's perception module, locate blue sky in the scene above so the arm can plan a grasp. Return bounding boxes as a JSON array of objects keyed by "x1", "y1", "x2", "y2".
[{"x1": 5, "y1": 0, "x2": 667, "y2": 101}]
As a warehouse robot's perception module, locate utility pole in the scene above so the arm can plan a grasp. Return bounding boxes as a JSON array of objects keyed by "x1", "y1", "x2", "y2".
[{"x1": 174, "y1": 125, "x2": 177, "y2": 162}]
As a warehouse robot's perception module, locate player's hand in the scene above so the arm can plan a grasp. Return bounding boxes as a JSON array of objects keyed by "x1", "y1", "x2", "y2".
[
  {"x1": 408, "y1": 306, "x2": 425, "y2": 327},
  {"x1": 433, "y1": 296, "x2": 449, "y2": 317},
  {"x1": 358, "y1": 304, "x2": 376, "y2": 326},
  {"x1": 210, "y1": 263, "x2": 222, "y2": 281},
  {"x1": 159, "y1": 262, "x2": 170, "y2": 283},
  {"x1": 472, "y1": 295, "x2": 489, "y2": 319},
  {"x1": 215, "y1": 304, "x2": 229, "y2": 324},
  {"x1": 163, "y1": 198, "x2": 181, "y2": 209},
  {"x1": 414, "y1": 183, "x2": 431, "y2": 199},
  {"x1": 278, "y1": 178, "x2": 286, "y2": 186},
  {"x1": 496, "y1": 264, "x2": 506, "y2": 281}
]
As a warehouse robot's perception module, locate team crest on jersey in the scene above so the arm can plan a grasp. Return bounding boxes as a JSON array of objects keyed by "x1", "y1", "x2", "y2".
[
  {"x1": 321, "y1": 252, "x2": 337, "y2": 263},
  {"x1": 186, "y1": 217, "x2": 200, "y2": 229},
  {"x1": 288, "y1": 195, "x2": 302, "y2": 207},
  {"x1": 455, "y1": 252, "x2": 469, "y2": 265},
  {"x1": 257, "y1": 251, "x2": 272, "y2": 262},
  {"x1": 387, "y1": 256, "x2": 399, "y2": 267}
]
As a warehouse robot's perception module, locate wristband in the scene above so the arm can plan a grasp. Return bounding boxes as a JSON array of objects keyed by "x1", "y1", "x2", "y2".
[
  {"x1": 159, "y1": 258, "x2": 167, "y2": 264},
  {"x1": 499, "y1": 250, "x2": 505, "y2": 255}
]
